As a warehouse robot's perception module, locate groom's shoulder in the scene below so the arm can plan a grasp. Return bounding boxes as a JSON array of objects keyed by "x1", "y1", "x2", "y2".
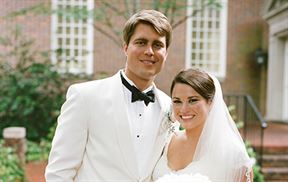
[
  {"x1": 156, "y1": 88, "x2": 170, "y2": 102},
  {"x1": 70, "y1": 77, "x2": 107, "y2": 89},
  {"x1": 156, "y1": 89, "x2": 169, "y2": 97},
  {"x1": 68, "y1": 73, "x2": 118, "y2": 92},
  {"x1": 74, "y1": 72, "x2": 119, "y2": 87}
]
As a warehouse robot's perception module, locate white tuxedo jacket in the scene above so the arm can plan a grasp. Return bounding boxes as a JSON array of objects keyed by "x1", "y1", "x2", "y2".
[{"x1": 45, "y1": 71, "x2": 171, "y2": 182}]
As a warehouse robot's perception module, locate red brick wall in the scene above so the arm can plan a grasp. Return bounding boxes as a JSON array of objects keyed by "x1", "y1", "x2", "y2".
[
  {"x1": 224, "y1": 0, "x2": 268, "y2": 113},
  {"x1": 0, "y1": 0, "x2": 269, "y2": 112},
  {"x1": 91, "y1": 0, "x2": 186, "y2": 93},
  {"x1": 0, "y1": 0, "x2": 51, "y2": 56},
  {"x1": 92, "y1": 0, "x2": 269, "y2": 115}
]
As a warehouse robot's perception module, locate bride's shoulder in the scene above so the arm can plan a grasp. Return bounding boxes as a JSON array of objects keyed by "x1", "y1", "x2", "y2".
[{"x1": 170, "y1": 130, "x2": 185, "y2": 143}]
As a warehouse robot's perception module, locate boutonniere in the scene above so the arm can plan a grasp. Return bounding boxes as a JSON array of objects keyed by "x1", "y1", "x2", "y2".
[{"x1": 159, "y1": 106, "x2": 177, "y2": 135}]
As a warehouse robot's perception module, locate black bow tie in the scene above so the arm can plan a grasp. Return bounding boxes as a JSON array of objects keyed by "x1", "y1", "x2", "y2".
[{"x1": 120, "y1": 73, "x2": 155, "y2": 106}]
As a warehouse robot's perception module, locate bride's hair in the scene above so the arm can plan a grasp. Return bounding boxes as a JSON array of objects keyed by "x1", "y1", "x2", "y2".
[{"x1": 170, "y1": 68, "x2": 215, "y2": 102}]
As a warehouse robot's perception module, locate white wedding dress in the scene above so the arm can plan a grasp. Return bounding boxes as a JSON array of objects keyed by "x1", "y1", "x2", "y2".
[
  {"x1": 152, "y1": 135, "x2": 202, "y2": 180},
  {"x1": 152, "y1": 134, "x2": 251, "y2": 182},
  {"x1": 152, "y1": 74, "x2": 252, "y2": 182}
]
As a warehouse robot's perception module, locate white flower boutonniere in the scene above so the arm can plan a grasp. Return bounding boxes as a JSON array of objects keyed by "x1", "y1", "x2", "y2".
[
  {"x1": 156, "y1": 173, "x2": 211, "y2": 182},
  {"x1": 159, "y1": 106, "x2": 177, "y2": 135}
]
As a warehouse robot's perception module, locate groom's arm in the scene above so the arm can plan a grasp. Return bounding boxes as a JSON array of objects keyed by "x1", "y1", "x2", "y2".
[{"x1": 45, "y1": 84, "x2": 90, "y2": 181}]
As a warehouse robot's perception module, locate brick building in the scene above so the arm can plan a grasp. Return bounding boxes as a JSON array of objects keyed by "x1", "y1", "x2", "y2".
[
  {"x1": 263, "y1": 0, "x2": 288, "y2": 123},
  {"x1": 1, "y1": 0, "x2": 273, "y2": 120}
]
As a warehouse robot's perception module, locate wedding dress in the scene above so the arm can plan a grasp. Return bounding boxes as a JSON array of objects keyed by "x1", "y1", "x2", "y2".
[{"x1": 152, "y1": 74, "x2": 253, "y2": 182}]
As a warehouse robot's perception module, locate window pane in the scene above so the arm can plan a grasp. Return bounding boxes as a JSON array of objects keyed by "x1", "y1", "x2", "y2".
[
  {"x1": 186, "y1": 0, "x2": 227, "y2": 79},
  {"x1": 51, "y1": 0, "x2": 94, "y2": 74}
]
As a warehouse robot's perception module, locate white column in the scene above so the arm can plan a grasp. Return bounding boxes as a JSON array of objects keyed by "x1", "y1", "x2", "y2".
[
  {"x1": 265, "y1": 36, "x2": 285, "y2": 121},
  {"x1": 283, "y1": 39, "x2": 288, "y2": 120}
]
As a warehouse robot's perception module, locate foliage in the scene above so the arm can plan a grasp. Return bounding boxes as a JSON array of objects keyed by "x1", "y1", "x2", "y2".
[
  {"x1": 253, "y1": 165, "x2": 264, "y2": 182},
  {"x1": 227, "y1": 105, "x2": 244, "y2": 129},
  {"x1": 0, "y1": 27, "x2": 91, "y2": 141},
  {"x1": 26, "y1": 140, "x2": 51, "y2": 162},
  {"x1": 228, "y1": 105, "x2": 264, "y2": 182},
  {"x1": 26, "y1": 123, "x2": 56, "y2": 162},
  {"x1": 3, "y1": 0, "x2": 221, "y2": 47},
  {"x1": 245, "y1": 142, "x2": 265, "y2": 182},
  {"x1": 0, "y1": 140, "x2": 24, "y2": 182}
]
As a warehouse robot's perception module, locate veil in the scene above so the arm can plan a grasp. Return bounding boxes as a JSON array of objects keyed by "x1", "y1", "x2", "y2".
[{"x1": 190, "y1": 74, "x2": 253, "y2": 181}]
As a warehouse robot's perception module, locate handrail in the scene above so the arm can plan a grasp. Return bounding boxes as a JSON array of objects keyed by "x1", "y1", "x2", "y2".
[
  {"x1": 224, "y1": 94, "x2": 267, "y2": 167},
  {"x1": 245, "y1": 95, "x2": 267, "y2": 167},
  {"x1": 245, "y1": 95, "x2": 267, "y2": 128}
]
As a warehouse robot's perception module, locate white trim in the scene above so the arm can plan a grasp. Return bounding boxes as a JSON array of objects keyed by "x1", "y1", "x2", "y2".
[
  {"x1": 86, "y1": 0, "x2": 94, "y2": 75},
  {"x1": 219, "y1": 0, "x2": 227, "y2": 79},
  {"x1": 185, "y1": 0, "x2": 193, "y2": 69},
  {"x1": 185, "y1": 0, "x2": 228, "y2": 80},
  {"x1": 51, "y1": 0, "x2": 94, "y2": 75},
  {"x1": 51, "y1": 0, "x2": 58, "y2": 65},
  {"x1": 266, "y1": 36, "x2": 287, "y2": 121},
  {"x1": 264, "y1": 8, "x2": 288, "y2": 122},
  {"x1": 283, "y1": 39, "x2": 288, "y2": 120}
]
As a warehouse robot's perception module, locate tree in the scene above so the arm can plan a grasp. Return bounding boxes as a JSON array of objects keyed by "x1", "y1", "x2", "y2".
[
  {"x1": 0, "y1": 26, "x2": 91, "y2": 141},
  {"x1": 4, "y1": 0, "x2": 221, "y2": 48}
]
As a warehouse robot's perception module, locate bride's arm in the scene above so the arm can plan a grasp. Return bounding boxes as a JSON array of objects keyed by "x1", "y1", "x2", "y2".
[{"x1": 241, "y1": 168, "x2": 254, "y2": 182}]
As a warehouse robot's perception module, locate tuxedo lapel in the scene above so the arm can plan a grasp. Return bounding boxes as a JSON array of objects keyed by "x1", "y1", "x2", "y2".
[
  {"x1": 141, "y1": 88, "x2": 171, "y2": 180},
  {"x1": 110, "y1": 72, "x2": 139, "y2": 179},
  {"x1": 109, "y1": 72, "x2": 171, "y2": 181},
  {"x1": 143, "y1": 114, "x2": 167, "y2": 179}
]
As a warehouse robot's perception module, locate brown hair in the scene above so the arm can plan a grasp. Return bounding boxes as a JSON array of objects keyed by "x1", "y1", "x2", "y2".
[
  {"x1": 170, "y1": 68, "x2": 215, "y2": 101},
  {"x1": 123, "y1": 9, "x2": 172, "y2": 48}
]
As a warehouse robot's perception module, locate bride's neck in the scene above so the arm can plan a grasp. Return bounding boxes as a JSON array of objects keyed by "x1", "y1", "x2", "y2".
[{"x1": 184, "y1": 125, "x2": 204, "y2": 141}]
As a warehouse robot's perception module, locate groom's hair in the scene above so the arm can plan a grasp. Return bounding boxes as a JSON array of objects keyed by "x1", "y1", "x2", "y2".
[{"x1": 123, "y1": 9, "x2": 172, "y2": 49}]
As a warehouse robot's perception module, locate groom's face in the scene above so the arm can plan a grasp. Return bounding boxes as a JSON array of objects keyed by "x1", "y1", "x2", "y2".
[{"x1": 123, "y1": 23, "x2": 168, "y2": 87}]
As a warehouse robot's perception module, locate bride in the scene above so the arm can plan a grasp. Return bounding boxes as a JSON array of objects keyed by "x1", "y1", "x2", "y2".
[{"x1": 152, "y1": 68, "x2": 253, "y2": 182}]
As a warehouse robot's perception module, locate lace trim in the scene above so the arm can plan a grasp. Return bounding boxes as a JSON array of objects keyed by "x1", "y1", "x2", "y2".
[{"x1": 245, "y1": 168, "x2": 251, "y2": 182}]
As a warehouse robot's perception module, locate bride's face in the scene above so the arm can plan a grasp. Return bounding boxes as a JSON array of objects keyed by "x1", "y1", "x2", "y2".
[{"x1": 171, "y1": 83, "x2": 211, "y2": 131}]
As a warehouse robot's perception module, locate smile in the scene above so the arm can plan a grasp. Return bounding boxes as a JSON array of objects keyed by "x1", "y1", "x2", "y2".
[
  {"x1": 181, "y1": 115, "x2": 195, "y2": 120},
  {"x1": 141, "y1": 60, "x2": 156, "y2": 65}
]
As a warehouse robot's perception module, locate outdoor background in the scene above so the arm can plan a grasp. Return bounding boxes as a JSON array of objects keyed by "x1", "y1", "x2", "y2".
[{"x1": 0, "y1": 0, "x2": 288, "y2": 182}]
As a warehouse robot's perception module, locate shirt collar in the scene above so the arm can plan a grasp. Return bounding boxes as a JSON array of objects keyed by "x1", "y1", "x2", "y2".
[{"x1": 120, "y1": 70, "x2": 154, "y2": 93}]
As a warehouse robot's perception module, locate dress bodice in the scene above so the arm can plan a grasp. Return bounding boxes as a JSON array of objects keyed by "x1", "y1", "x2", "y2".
[
  {"x1": 152, "y1": 134, "x2": 199, "y2": 181},
  {"x1": 152, "y1": 137, "x2": 252, "y2": 182}
]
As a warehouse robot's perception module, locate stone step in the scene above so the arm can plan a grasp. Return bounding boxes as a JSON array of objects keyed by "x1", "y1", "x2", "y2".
[
  {"x1": 262, "y1": 154, "x2": 288, "y2": 167},
  {"x1": 262, "y1": 167, "x2": 288, "y2": 181},
  {"x1": 263, "y1": 146, "x2": 288, "y2": 154}
]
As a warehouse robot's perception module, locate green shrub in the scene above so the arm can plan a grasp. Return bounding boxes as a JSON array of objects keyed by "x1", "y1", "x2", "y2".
[
  {"x1": 0, "y1": 140, "x2": 24, "y2": 182},
  {"x1": 253, "y1": 165, "x2": 264, "y2": 182},
  {"x1": 0, "y1": 27, "x2": 91, "y2": 141},
  {"x1": 246, "y1": 142, "x2": 265, "y2": 182},
  {"x1": 26, "y1": 140, "x2": 51, "y2": 162},
  {"x1": 228, "y1": 105, "x2": 264, "y2": 182},
  {"x1": 26, "y1": 123, "x2": 56, "y2": 162}
]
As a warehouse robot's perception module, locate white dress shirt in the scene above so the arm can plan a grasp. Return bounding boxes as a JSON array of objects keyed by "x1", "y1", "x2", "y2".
[{"x1": 121, "y1": 71, "x2": 161, "y2": 177}]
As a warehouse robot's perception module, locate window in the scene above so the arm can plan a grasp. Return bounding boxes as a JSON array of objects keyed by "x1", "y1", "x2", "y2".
[
  {"x1": 51, "y1": 0, "x2": 94, "y2": 74},
  {"x1": 185, "y1": 0, "x2": 228, "y2": 79}
]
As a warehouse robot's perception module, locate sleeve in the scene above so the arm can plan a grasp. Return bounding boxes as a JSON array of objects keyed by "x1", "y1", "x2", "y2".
[{"x1": 45, "y1": 84, "x2": 90, "y2": 181}]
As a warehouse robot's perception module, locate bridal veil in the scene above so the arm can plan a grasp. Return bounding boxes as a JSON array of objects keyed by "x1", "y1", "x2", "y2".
[{"x1": 191, "y1": 74, "x2": 253, "y2": 181}]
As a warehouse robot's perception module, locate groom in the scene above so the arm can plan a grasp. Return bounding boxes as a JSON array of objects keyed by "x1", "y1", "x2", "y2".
[{"x1": 45, "y1": 9, "x2": 172, "y2": 181}]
